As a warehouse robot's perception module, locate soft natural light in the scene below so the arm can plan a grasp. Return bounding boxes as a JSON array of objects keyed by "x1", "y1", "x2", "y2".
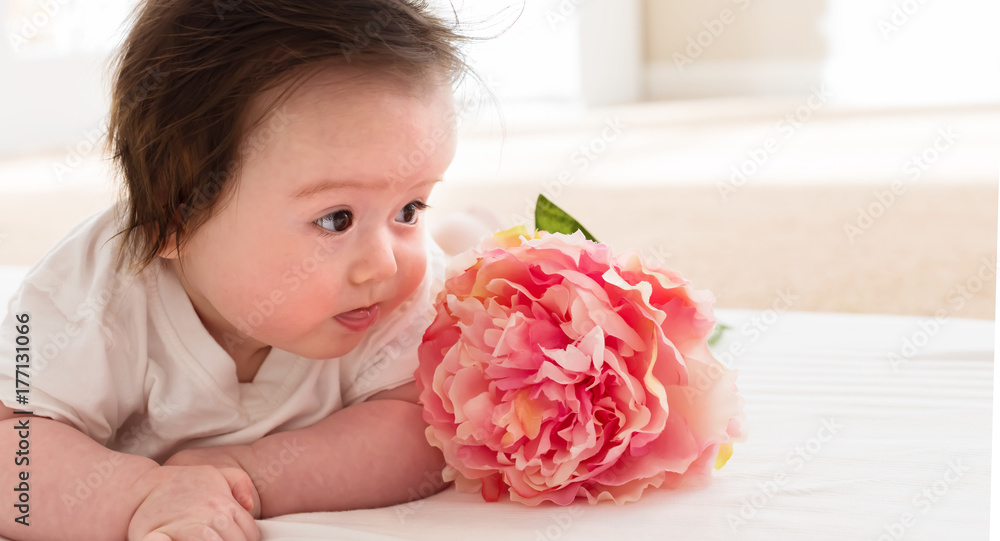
[
  {"x1": 4, "y1": 0, "x2": 133, "y2": 58},
  {"x1": 0, "y1": 2, "x2": 994, "y2": 540},
  {"x1": 820, "y1": 0, "x2": 1000, "y2": 107}
]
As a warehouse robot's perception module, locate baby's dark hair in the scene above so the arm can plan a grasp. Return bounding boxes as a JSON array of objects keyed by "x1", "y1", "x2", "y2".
[{"x1": 106, "y1": 0, "x2": 470, "y2": 275}]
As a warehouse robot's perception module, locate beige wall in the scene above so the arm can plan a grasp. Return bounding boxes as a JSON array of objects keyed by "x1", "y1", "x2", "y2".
[
  {"x1": 644, "y1": 0, "x2": 828, "y2": 64},
  {"x1": 642, "y1": 0, "x2": 999, "y2": 104}
]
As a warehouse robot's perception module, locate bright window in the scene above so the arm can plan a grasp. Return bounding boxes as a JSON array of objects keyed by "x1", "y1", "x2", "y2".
[{"x1": 4, "y1": 0, "x2": 135, "y2": 58}]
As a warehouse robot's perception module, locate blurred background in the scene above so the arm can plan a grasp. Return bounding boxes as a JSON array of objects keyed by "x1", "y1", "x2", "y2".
[{"x1": 0, "y1": 0, "x2": 996, "y2": 318}]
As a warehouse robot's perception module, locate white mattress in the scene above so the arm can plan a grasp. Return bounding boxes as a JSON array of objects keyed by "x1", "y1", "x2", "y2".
[{"x1": 0, "y1": 265, "x2": 992, "y2": 540}]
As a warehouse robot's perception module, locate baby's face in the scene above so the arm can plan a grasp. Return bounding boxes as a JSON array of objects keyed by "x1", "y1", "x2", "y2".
[{"x1": 167, "y1": 67, "x2": 456, "y2": 363}]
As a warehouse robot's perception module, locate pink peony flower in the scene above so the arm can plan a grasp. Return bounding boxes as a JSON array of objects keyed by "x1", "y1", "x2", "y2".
[{"x1": 416, "y1": 226, "x2": 746, "y2": 505}]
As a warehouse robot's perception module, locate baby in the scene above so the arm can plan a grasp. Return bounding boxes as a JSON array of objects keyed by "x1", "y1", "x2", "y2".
[{"x1": 0, "y1": 1, "x2": 473, "y2": 539}]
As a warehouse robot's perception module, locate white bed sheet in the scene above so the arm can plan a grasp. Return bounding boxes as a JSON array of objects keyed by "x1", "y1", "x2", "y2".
[{"x1": 0, "y1": 265, "x2": 992, "y2": 540}]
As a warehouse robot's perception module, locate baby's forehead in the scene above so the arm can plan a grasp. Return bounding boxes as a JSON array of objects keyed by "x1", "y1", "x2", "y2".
[
  {"x1": 253, "y1": 66, "x2": 445, "y2": 115},
  {"x1": 232, "y1": 66, "x2": 457, "y2": 186},
  {"x1": 241, "y1": 66, "x2": 453, "y2": 143}
]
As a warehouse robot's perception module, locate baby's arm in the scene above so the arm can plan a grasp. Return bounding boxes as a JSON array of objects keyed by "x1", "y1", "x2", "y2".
[
  {"x1": 0, "y1": 404, "x2": 258, "y2": 541},
  {"x1": 166, "y1": 382, "x2": 447, "y2": 517},
  {"x1": 0, "y1": 404, "x2": 156, "y2": 540}
]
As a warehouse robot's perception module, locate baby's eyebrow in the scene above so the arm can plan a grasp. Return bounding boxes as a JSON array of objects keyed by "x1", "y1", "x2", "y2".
[{"x1": 291, "y1": 177, "x2": 441, "y2": 200}]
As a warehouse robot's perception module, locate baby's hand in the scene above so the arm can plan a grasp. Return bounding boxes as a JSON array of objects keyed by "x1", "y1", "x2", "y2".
[
  {"x1": 128, "y1": 465, "x2": 260, "y2": 541},
  {"x1": 164, "y1": 445, "x2": 262, "y2": 518}
]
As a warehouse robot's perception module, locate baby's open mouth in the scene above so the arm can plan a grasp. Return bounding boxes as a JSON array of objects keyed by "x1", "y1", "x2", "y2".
[{"x1": 334, "y1": 304, "x2": 380, "y2": 332}]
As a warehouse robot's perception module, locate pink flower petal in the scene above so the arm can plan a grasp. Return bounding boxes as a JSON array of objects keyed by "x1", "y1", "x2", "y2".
[{"x1": 416, "y1": 231, "x2": 745, "y2": 506}]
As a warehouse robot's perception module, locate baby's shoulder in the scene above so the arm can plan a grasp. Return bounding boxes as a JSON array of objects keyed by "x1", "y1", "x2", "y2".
[{"x1": 13, "y1": 202, "x2": 146, "y2": 322}]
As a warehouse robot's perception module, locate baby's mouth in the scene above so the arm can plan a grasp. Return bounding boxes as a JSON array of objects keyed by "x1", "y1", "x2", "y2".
[{"x1": 334, "y1": 304, "x2": 380, "y2": 332}]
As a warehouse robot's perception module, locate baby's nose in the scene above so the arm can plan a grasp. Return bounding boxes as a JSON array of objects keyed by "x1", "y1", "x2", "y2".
[{"x1": 349, "y1": 237, "x2": 398, "y2": 285}]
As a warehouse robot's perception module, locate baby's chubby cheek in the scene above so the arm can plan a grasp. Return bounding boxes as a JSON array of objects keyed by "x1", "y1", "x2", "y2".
[
  {"x1": 219, "y1": 241, "x2": 328, "y2": 311},
  {"x1": 388, "y1": 242, "x2": 429, "y2": 312}
]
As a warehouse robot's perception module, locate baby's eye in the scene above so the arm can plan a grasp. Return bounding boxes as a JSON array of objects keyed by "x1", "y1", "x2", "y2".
[
  {"x1": 395, "y1": 201, "x2": 428, "y2": 225},
  {"x1": 316, "y1": 209, "x2": 354, "y2": 233}
]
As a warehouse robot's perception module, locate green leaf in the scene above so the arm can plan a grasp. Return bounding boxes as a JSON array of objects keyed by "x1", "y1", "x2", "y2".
[
  {"x1": 534, "y1": 194, "x2": 599, "y2": 242},
  {"x1": 708, "y1": 323, "x2": 731, "y2": 347}
]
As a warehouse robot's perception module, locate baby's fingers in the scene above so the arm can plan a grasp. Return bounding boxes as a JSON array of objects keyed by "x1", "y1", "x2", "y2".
[
  {"x1": 158, "y1": 519, "x2": 254, "y2": 541},
  {"x1": 205, "y1": 513, "x2": 260, "y2": 541},
  {"x1": 141, "y1": 504, "x2": 259, "y2": 541},
  {"x1": 217, "y1": 467, "x2": 259, "y2": 517},
  {"x1": 208, "y1": 498, "x2": 260, "y2": 541},
  {"x1": 232, "y1": 508, "x2": 261, "y2": 541}
]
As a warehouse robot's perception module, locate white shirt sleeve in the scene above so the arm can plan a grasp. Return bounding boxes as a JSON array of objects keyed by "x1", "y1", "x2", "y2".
[
  {"x1": 0, "y1": 205, "x2": 148, "y2": 447},
  {"x1": 338, "y1": 239, "x2": 446, "y2": 406},
  {"x1": 0, "y1": 273, "x2": 148, "y2": 448}
]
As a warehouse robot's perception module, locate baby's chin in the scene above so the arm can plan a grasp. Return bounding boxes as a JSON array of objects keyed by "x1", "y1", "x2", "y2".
[{"x1": 287, "y1": 331, "x2": 368, "y2": 360}]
